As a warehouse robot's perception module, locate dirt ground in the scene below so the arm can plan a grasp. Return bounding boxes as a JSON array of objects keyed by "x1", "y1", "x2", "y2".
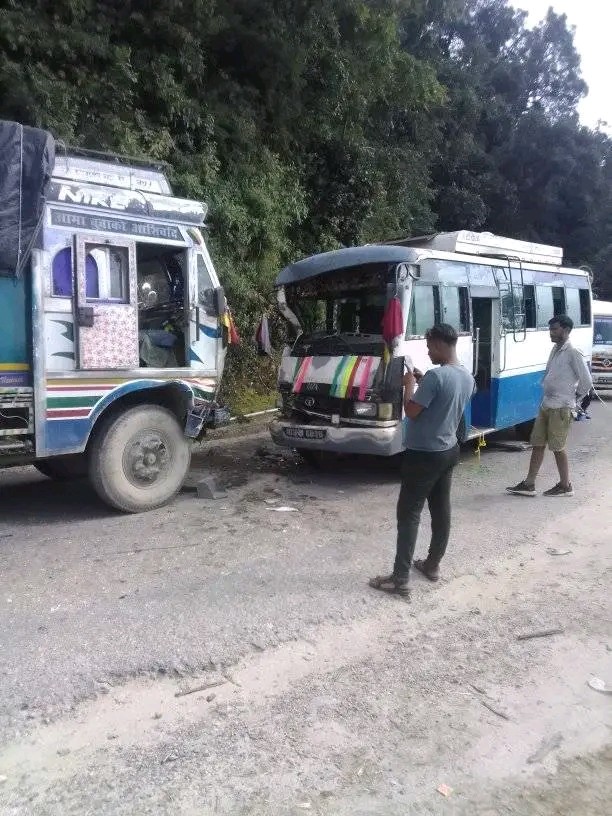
[{"x1": 0, "y1": 403, "x2": 611, "y2": 815}]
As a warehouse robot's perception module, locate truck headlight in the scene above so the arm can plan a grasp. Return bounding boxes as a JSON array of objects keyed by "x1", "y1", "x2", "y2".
[
  {"x1": 377, "y1": 402, "x2": 393, "y2": 420},
  {"x1": 353, "y1": 401, "x2": 377, "y2": 417}
]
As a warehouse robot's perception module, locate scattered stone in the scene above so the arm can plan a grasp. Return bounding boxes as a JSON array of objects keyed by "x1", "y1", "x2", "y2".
[
  {"x1": 152, "y1": 712, "x2": 163, "y2": 720},
  {"x1": 206, "y1": 693, "x2": 217, "y2": 702},
  {"x1": 107, "y1": 733, "x2": 118, "y2": 740},
  {"x1": 56, "y1": 748, "x2": 71, "y2": 757},
  {"x1": 196, "y1": 475, "x2": 228, "y2": 500}
]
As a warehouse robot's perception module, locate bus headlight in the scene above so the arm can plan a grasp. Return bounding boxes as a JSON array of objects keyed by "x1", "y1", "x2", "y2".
[
  {"x1": 377, "y1": 403, "x2": 393, "y2": 420},
  {"x1": 353, "y1": 401, "x2": 377, "y2": 418}
]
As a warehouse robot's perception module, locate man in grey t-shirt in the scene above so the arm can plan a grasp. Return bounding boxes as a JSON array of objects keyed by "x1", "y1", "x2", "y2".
[{"x1": 370, "y1": 324, "x2": 474, "y2": 597}]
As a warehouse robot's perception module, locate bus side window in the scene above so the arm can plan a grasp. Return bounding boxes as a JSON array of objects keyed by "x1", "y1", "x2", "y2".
[
  {"x1": 579, "y1": 289, "x2": 591, "y2": 325},
  {"x1": 524, "y1": 284, "x2": 536, "y2": 328},
  {"x1": 407, "y1": 284, "x2": 437, "y2": 337},
  {"x1": 440, "y1": 286, "x2": 470, "y2": 332},
  {"x1": 536, "y1": 286, "x2": 553, "y2": 328},
  {"x1": 552, "y1": 286, "x2": 565, "y2": 316},
  {"x1": 565, "y1": 287, "x2": 582, "y2": 326}
]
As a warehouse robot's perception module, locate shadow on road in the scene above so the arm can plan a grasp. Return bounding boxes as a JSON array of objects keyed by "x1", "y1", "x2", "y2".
[{"x1": 0, "y1": 470, "x2": 114, "y2": 525}]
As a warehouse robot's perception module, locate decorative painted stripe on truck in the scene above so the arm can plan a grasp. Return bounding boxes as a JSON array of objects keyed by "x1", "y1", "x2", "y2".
[{"x1": 45, "y1": 377, "x2": 217, "y2": 420}]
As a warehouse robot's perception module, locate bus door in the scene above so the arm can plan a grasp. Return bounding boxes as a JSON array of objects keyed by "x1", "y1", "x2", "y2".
[{"x1": 471, "y1": 296, "x2": 496, "y2": 427}]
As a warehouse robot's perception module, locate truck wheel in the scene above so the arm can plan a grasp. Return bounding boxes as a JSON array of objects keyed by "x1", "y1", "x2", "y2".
[
  {"x1": 89, "y1": 405, "x2": 191, "y2": 513},
  {"x1": 34, "y1": 454, "x2": 88, "y2": 481}
]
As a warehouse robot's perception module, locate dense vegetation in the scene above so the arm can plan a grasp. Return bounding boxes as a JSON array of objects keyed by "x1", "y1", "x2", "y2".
[{"x1": 2, "y1": 0, "x2": 610, "y2": 408}]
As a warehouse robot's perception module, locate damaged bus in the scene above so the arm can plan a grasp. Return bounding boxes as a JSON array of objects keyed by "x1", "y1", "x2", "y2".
[{"x1": 270, "y1": 231, "x2": 593, "y2": 460}]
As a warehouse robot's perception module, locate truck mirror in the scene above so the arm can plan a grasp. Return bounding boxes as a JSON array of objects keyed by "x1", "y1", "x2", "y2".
[{"x1": 213, "y1": 286, "x2": 227, "y2": 317}]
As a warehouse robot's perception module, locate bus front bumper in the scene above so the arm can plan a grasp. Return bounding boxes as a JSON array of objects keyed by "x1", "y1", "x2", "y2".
[{"x1": 269, "y1": 418, "x2": 404, "y2": 457}]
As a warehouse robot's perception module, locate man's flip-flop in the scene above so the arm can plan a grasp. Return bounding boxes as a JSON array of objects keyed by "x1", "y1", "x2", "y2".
[
  {"x1": 413, "y1": 559, "x2": 440, "y2": 582},
  {"x1": 368, "y1": 575, "x2": 410, "y2": 597}
]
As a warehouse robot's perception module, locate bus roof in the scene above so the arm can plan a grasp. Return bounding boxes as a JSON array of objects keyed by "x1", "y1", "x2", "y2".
[
  {"x1": 275, "y1": 245, "x2": 414, "y2": 287},
  {"x1": 593, "y1": 299, "x2": 612, "y2": 316}
]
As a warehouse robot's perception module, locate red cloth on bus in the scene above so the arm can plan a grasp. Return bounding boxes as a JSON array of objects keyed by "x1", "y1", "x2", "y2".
[{"x1": 381, "y1": 297, "x2": 403, "y2": 345}]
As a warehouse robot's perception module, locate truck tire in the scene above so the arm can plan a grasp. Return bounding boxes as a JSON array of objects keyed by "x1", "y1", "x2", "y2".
[
  {"x1": 34, "y1": 454, "x2": 88, "y2": 481},
  {"x1": 88, "y1": 404, "x2": 191, "y2": 513}
]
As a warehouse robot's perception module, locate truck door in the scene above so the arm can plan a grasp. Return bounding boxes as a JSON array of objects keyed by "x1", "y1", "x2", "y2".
[{"x1": 74, "y1": 235, "x2": 139, "y2": 370}]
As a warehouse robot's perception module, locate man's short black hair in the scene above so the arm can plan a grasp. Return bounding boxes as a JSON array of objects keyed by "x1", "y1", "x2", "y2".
[
  {"x1": 425, "y1": 323, "x2": 458, "y2": 346},
  {"x1": 549, "y1": 315, "x2": 574, "y2": 331}
]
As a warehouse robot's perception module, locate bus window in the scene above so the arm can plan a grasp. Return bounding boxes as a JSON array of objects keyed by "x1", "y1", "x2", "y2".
[
  {"x1": 440, "y1": 286, "x2": 470, "y2": 332},
  {"x1": 579, "y1": 289, "x2": 591, "y2": 325},
  {"x1": 524, "y1": 285, "x2": 536, "y2": 328},
  {"x1": 552, "y1": 286, "x2": 566, "y2": 316},
  {"x1": 565, "y1": 288, "x2": 582, "y2": 326},
  {"x1": 501, "y1": 287, "x2": 525, "y2": 332},
  {"x1": 536, "y1": 286, "x2": 553, "y2": 328},
  {"x1": 407, "y1": 284, "x2": 437, "y2": 336}
]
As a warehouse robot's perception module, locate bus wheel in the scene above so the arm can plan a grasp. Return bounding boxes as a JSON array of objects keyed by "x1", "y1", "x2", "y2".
[
  {"x1": 515, "y1": 419, "x2": 535, "y2": 442},
  {"x1": 89, "y1": 405, "x2": 191, "y2": 513},
  {"x1": 34, "y1": 454, "x2": 88, "y2": 481}
]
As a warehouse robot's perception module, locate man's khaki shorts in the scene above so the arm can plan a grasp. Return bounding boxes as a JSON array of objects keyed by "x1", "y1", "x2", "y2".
[{"x1": 530, "y1": 407, "x2": 572, "y2": 452}]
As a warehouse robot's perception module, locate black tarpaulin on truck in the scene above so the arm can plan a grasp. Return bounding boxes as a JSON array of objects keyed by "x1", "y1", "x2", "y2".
[{"x1": 0, "y1": 120, "x2": 55, "y2": 278}]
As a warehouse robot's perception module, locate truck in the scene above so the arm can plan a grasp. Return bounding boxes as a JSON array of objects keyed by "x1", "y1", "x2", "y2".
[
  {"x1": 591, "y1": 299, "x2": 612, "y2": 390},
  {"x1": 270, "y1": 231, "x2": 593, "y2": 459},
  {"x1": 0, "y1": 120, "x2": 230, "y2": 512}
]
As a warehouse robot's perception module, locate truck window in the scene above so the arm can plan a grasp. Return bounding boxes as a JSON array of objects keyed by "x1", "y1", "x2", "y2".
[
  {"x1": 197, "y1": 254, "x2": 217, "y2": 317},
  {"x1": 86, "y1": 245, "x2": 129, "y2": 302},
  {"x1": 51, "y1": 246, "x2": 99, "y2": 298}
]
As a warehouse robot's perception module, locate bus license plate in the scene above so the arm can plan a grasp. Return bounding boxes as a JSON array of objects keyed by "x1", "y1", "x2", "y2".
[{"x1": 283, "y1": 427, "x2": 327, "y2": 441}]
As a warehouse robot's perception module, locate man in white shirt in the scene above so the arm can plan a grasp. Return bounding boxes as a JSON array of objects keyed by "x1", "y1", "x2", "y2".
[{"x1": 507, "y1": 315, "x2": 592, "y2": 497}]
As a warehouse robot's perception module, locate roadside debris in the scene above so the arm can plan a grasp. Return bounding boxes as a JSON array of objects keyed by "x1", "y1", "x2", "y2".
[
  {"x1": 437, "y1": 783, "x2": 453, "y2": 797},
  {"x1": 481, "y1": 700, "x2": 510, "y2": 721},
  {"x1": 527, "y1": 732, "x2": 563, "y2": 764},
  {"x1": 0, "y1": 532, "x2": 13, "y2": 539},
  {"x1": 587, "y1": 677, "x2": 612, "y2": 695},
  {"x1": 174, "y1": 679, "x2": 225, "y2": 698},
  {"x1": 196, "y1": 474, "x2": 228, "y2": 500},
  {"x1": 516, "y1": 628, "x2": 564, "y2": 641},
  {"x1": 546, "y1": 547, "x2": 572, "y2": 556},
  {"x1": 268, "y1": 506, "x2": 298, "y2": 512}
]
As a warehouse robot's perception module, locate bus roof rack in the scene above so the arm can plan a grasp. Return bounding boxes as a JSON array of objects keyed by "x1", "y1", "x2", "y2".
[{"x1": 383, "y1": 230, "x2": 563, "y2": 267}]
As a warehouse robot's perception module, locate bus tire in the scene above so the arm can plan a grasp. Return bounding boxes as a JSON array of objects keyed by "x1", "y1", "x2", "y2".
[
  {"x1": 88, "y1": 404, "x2": 191, "y2": 513},
  {"x1": 515, "y1": 419, "x2": 535, "y2": 442},
  {"x1": 34, "y1": 454, "x2": 88, "y2": 481}
]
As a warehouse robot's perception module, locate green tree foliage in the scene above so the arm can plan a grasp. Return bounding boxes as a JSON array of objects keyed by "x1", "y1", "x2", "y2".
[{"x1": 1, "y1": 0, "x2": 611, "y2": 394}]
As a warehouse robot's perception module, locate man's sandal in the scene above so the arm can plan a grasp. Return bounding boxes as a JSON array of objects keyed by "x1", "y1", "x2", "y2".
[
  {"x1": 368, "y1": 574, "x2": 410, "y2": 597},
  {"x1": 413, "y1": 559, "x2": 440, "y2": 582}
]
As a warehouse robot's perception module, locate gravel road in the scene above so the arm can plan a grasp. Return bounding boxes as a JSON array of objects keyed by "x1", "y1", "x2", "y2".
[{"x1": 0, "y1": 403, "x2": 610, "y2": 815}]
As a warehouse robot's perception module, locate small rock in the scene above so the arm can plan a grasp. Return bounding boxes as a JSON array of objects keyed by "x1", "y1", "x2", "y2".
[
  {"x1": 152, "y1": 712, "x2": 163, "y2": 720},
  {"x1": 161, "y1": 754, "x2": 178, "y2": 764},
  {"x1": 0, "y1": 775, "x2": 8, "y2": 785},
  {"x1": 56, "y1": 748, "x2": 71, "y2": 757},
  {"x1": 107, "y1": 733, "x2": 118, "y2": 740},
  {"x1": 206, "y1": 693, "x2": 216, "y2": 702}
]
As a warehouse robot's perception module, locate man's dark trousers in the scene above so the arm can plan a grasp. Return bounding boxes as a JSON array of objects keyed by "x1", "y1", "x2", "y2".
[{"x1": 393, "y1": 445, "x2": 461, "y2": 581}]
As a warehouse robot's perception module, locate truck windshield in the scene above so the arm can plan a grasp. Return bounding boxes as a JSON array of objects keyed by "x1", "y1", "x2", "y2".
[{"x1": 594, "y1": 317, "x2": 612, "y2": 345}]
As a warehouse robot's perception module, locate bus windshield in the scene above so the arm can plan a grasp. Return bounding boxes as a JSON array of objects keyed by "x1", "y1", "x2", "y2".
[
  {"x1": 293, "y1": 291, "x2": 386, "y2": 337},
  {"x1": 594, "y1": 316, "x2": 612, "y2": 346}
]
